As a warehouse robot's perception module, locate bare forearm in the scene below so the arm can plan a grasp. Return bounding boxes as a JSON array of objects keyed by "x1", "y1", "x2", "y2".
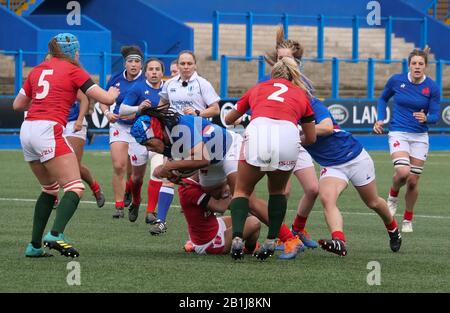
[
  {"x1": 200, "y1": 103, "x2": 220, "y2": 118},
  {"x1": 76, "y1": 92, "x2": 89, "y2": 125}
]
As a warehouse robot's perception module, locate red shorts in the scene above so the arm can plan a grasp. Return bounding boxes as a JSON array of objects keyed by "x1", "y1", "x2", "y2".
[{"x1": 192, "y1": 217, "x2": 227, "y2": 255}]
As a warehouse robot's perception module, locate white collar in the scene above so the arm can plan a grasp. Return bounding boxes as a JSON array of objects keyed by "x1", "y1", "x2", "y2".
[
  {"x1": 408, "y1": 72, "x2": 426, "y2": 84},
  {"x1": 122, "y1": 69, "x2": 142, "y2": 81}
]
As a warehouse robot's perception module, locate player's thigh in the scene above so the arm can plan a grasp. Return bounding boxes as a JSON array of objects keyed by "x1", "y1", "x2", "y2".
[
  {"x1": 294, "y1": 166, "x2": 319, "y2": 194},
  {"x1": 266, "y1": 170, "x2": 292, "y2": 195},
  {"x1": 66, "y1": 136, "x2": 85, "y2": 163},
  {"x1": 28, "y1": 160, "x2": 56, "y2": 186},
  {"x1": 43, "y1": 153, "x2": 81, "y2": 187},
  {"x1": 233, "y1": 161, "x2": 265, "y2": 197},
  {"x1": 110, "y1": 141, "x2": 129, "y2": 170},
  {"x1": 319, "y1": 177, "x2": 348, "y2": 207},
  {"x1": 354, "y1": 180, "x2": 381, "y2": 208}
]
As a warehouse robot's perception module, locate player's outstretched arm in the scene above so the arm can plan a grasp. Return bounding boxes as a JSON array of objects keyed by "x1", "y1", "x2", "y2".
[{"x1": 86, "y1": 85, "x2": 119, "y2": 105}]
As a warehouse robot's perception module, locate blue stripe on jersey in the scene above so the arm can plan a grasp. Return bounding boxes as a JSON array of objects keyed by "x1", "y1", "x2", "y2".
[
  {"x1": 67, "y1": 101, "x2": 80, "y2": 122},
  {"x1": 304, "y1": 99, "x2": 363, "y2": 167},
  {"x1": 377, "y1": 73, "x2": 440, "y2": 133},
  {"x1": 106, "y1": 70, "x2": 145, "y2": 125},
  {"x1": 164, "y1": 115, "x2": 233, "y2": 164}
]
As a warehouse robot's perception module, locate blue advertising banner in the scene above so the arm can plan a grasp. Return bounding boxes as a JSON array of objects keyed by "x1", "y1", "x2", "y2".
[
  {"x1": 323, "y1": 99, "x2": 450, "y2": 131},
  {"x1": 1, "y1": 99, "x2": 450, "y2": 133}
]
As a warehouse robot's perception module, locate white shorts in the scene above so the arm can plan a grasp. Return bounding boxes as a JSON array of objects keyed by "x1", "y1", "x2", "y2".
[
  {"x1": 388, "y1": 131, "x2": 429, "y2": 161},
  {"x1": 20, "y1": 120, "x2": 74, "y2": 162},
  {"x1": 193, "y1": 217, "x2": 227, "y2": 255},
  {"x1": 293, "y1": 146, "x2": 314, "y2": 172},
  {"x1": 243, "y1": 117, "x2": 300, "y2": 171},
  {"x1": 109, "y1": 122, "x2": 135, "y2": 144},
  {"x1": 109, "y1": 122, "x2": 150, "y2": 166},
  {"x1": 63, "y1": 119, "x2": 88, "y2": 140},
  {"x1": 319, "y1": 149, "x2": 375, "y2": 187},
  {"x1": 128, "y1": 141, "x2": 150, "y2": 167},
  {"x1": 199, "y1": 132, "x2": 243, "y2": 188}
]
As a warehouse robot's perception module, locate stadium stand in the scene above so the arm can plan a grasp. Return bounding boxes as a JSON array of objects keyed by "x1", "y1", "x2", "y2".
[{"x1": 1, "y1": 0, "x2": 449, "y2": 141}]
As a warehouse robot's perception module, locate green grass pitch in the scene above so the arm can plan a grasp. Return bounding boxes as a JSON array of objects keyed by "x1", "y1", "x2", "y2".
[{"x1": 0, "y1": 149, "x2": 449, "y2": 292}]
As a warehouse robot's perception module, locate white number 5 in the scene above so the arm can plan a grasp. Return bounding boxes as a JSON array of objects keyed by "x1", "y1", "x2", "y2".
[
  {"x1": 267, "y1": 83, "x2": 288, "y2": 103},
  {"x1": 36, "y1": 69, "x2": 54, "y2": 99}
]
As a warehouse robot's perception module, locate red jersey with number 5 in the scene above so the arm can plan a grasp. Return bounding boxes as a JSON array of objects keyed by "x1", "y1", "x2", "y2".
[
  {"x1": 236, "y1": 78, "x2": 314, "y2": 125},
  {"x1": 21, "y1": 58, "x2": 91, "y2": 126}
]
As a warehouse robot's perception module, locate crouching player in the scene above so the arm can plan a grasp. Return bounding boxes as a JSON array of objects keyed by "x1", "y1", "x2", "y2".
[{"x1": 178, "y1": 175, "x2": 260, "y2": 255}]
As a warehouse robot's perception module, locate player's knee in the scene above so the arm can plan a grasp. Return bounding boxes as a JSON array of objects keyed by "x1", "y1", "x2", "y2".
[
  {"x1": 393, "y1": 158, "x2": 410, "y2": 178},
  {"x1": 112, "y1": 160, "x2": 127, "y2": 175},
  {"x1": 366, "y1": 198, "x2": 381, "y2": 211},
  {"x1": 319, "y1": 192, "x2": 334, "y2": 208},
  {"x1": 406, "y1": 176, "x2": 420, "y2": 190},
  {"x1": 304, "y1": 183, "x2": 319, "y2": 199},
  {"x1": 131, "y1": 174, "x2": 143, "y2": 185},
  {"x1": 247, "y1": 216, "x2": 261, "y2": 231},
  {"x1": 41, "y1": 182, "x2": 60, "y2": 197},
  {"x1": 63, "y1": 179, "x2": 85, "y2": 198}
]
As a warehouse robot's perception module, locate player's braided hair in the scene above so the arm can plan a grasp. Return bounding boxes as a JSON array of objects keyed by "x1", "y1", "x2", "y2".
[
  {"x1": 408, "y1": 45, "x2": 431, "y2": 65},
  {"x1": 140, "y1": 103, "x2": 180, "y2": 128}
]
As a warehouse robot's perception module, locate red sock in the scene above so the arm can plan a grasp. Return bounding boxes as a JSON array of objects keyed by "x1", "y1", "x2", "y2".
[
  {"x1": 277, "y1": 224, "x2": 294, "y2": 242},
  {"x1": 403, "y1": 210, "x2": 413, "y2": 221},
  {"x1": 115, "y1": 201, "x2": 124, "y2": 209},
  {"x1": 89, "y1": 181, "x2": 100, "y2": 194},
  {"x1": 125, "y1": 177, "x2": 132, "y2": 194},
  {"x1": 292, "y1": 215, "x2": 308, "y2": 233},
  {"x1": 385, "y1": 218, "x2": 398, "y2": 232},
  {"x1": 130, "y1": 178, "x2": 143, "y2": 205},
  {"x1": 331, "y1": 231, "x2": 346, "y2": 242},
  {"x1": 389, "y1": 187, "x2": 399, "y2": 197},
  {"x1": 147, "y1": 179, "x2": 162, "y2": 213}
]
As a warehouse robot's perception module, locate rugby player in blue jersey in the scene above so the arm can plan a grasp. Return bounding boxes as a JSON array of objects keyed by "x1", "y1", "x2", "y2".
[
  {"x1": 306, "y1": 99, "x2": 402, "y2": 256},
  {"x1": 374, "y1": 47, "x2": 440, "y2": 233},
  {"x1": 100, "y1": 46, "x2": 146, "y2": 219},
  {"x1": 119, "y1": 58, "x2": 174, "y2": 233}
]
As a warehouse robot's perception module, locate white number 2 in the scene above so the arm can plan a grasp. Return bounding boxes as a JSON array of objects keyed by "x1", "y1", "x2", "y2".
[
  {"x1": 36, "y1": 69, "x2": 54, "y2": 99},
  {"x1": 267, "y1": 83, "x2": 288, "y2": 103}
]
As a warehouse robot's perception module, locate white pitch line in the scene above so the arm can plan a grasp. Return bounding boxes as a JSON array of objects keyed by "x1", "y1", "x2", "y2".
[{"x1": 1, "y1": 197, "x2": 449, "y2": 220}]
